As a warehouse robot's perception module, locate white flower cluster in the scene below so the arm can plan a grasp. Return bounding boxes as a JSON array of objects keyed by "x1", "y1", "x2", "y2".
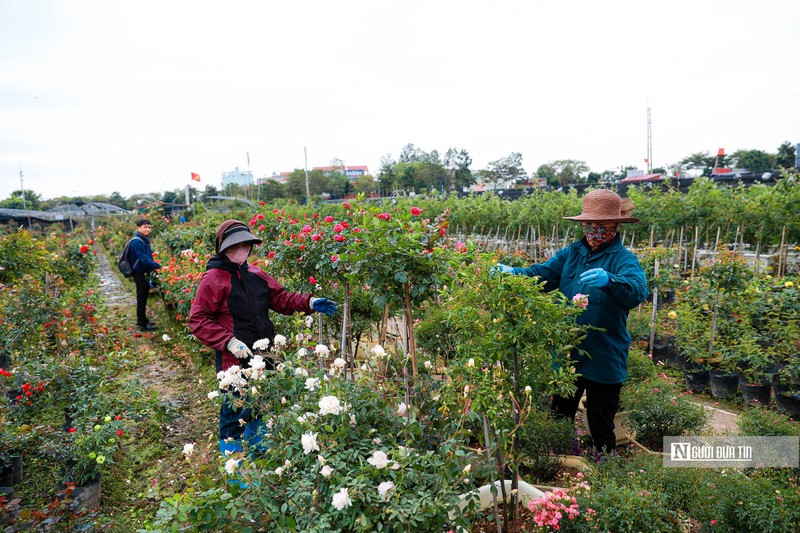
[
  {"x1": 252, "y1": 338, "x2": 270, "y2": 351},
  {"x1": 370, "y1": 344, "x2": 386, "y2": 359}
]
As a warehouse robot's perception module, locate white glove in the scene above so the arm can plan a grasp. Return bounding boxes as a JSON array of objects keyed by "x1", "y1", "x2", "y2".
[{"x1": 226, "y1": 337, "x2": 253, "y2": 359}]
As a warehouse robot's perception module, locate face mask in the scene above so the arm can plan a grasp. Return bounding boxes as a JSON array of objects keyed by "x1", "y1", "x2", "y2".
[
  {"x1": 584, "y1": 225, "x2": 617, "y2": 249},
  {"x1": 224, "y1": 246, "x2": 250, "y2": 265}
]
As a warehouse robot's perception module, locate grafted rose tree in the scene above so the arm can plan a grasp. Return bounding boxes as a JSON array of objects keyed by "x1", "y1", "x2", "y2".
[
  {"x1": 436, "y1": 253, "x2": 587, "y2": 527},
  {"x1": 348, "y1": 204, "x2": 450, "y2": 377}
]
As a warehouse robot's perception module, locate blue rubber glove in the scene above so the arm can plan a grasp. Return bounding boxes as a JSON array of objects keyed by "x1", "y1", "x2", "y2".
[
  {"x1": 311, "y1": 297, "x2": 337, "y2": 316},
  {"x1": 491, "y1": 263, "x2": 515, "y2": 275},
  {"x1": 580, "y1": 268, "x2": 610, "y2": 287}
]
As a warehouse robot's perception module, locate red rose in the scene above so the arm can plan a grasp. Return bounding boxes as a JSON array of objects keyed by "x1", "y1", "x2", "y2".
[
  {"x1": 324, "y1": 216, "x2": 334, "y2": 223},
  {"x1": 334, "y1": 223, "x2": 344, "y2": 233},
  {"x1": 334, "y1": 234, "x2": 345, "y2": 242},
  {"x1": 69, "y1": 427, "x2": 76, "y2": 433},
  {"x1": 309, "y1": 276, "x2": 317, "y2": 284},
  {"x1": 343, "y1": 202, "x2": 351, "y2": 209},
  {"x1": 117, "y1": 430, "x2": 124, "y2": 436},
  {"x1": 410, "y1": 207, "x2": 422, "y2": 216},
  {"x1": 268, "y1": 251, "x2": 276, "y2": 259},
  {"x1": 80, "y1": 245, "x2": 89, "y2": 253},
  {"x1": 257, "y1": 213, "x2": 264, "y2": 220}
]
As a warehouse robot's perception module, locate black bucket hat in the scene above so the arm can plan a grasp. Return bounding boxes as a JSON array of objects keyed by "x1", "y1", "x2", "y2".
[{"x1": 215, "y1": 220, "x2": 263, "y2": 254}]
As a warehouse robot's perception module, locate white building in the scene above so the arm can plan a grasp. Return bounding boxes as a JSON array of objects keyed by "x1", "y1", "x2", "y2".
[{"x1": 222, "y1": 167, "x2": 253, "y2": 187}]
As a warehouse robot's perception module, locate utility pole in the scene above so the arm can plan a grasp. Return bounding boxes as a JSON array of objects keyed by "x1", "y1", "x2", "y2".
[
  {"x1": 304, "y1": 147, "x2": 311, "y2": 201},
  {"x1": 646, "y1": 105, "x2": 653, "y2": 174},
  {"x1": 19, "y1": 165, "x2": 32, "y2": 228}
]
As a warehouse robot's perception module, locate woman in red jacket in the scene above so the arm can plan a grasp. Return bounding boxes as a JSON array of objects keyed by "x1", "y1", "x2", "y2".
[{"x1": 189, "y1": 219, "x2": 336, "y2": 456}]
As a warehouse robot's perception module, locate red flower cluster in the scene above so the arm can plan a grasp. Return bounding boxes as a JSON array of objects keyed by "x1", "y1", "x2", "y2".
[{"x1": 377, "y1": 213, "x2": 391, "y2": 221}]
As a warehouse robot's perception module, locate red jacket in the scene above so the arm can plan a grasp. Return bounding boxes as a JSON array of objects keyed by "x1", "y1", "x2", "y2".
[{"x1": 189, "y1": 256, "x2": 312, "y2": 371}]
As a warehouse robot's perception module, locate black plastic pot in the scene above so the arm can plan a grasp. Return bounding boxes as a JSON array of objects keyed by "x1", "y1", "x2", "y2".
[
  {"x1": 666, "y1": 346, "x2": 686, "y2": 370},
  {"x1": 0, "y1": 455, "x2": 22, "y2": 486},
  {"x1": 774, "y1": 384, "x2": 800, "y2": 418},
  {"x1": 652, "y1": 336, "x2": 676, "y2": 366},
  {"x1": 709, "y1": 370, "x2": 739, "y2": 399},
  {"x1": 684, "y1": 367, "x2": 710, "y2": 392},
  {"x1": 739, "y1": 379, "x2": 771, "y2": 406}
]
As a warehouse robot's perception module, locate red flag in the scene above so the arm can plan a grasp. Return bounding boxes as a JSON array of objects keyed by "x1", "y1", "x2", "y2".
[{"x1": 191, "y1": 172, "x2": 201, "y2": 182}]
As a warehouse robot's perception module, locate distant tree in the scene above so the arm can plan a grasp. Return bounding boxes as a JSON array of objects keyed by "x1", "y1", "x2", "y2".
[
  {"x1": 549, "y1": 159, "x2": 589, "y2": 186},
  {"x1": 484, "y1": 152, "x2": 525, "y2": 189},
  {"x1": 444, "y1": 148, "x2": 474, "y2": 191},
  {"x1": 377, "y1": 154, "x2": 397, "y2": 196},
  {"x1": 0, "y1": 190, "x2": 42, "y2": 210},
  {"x1": 162, "y1": 190, "x2": 180, "y2": 204},
  {"x1": 257, "y1": 180, "x2": 287, "y2": 202},
  {"x1": 398, "y1": 143, "x2": 425, "y2": 163},
  {"x1": 108, "y1": 192, "x2": 128, "y2": 209},
  {"x1": 680, "y1": 152, "x2": 717, "y2": 176},
  {"x1": 202, "y1": 184, "x2": 220, "y2": 198},
  {"x1": 352, "y1": 174, "x2": 377, "y2": 196},
  {"x1": 586, "y1": 172, "x2": 602, "y2": 184},
  {"x1": 651, "y1": 167, "x2": 666, "y2": 175},
  {"x1": 776, "y1": 141, "x2": 796, "y2": 169},
  {"x1": 287, "y1": 169, "x2": 329, "y2": 201},
  {"x1": 731, "y1": 149, "x2": 774, "y2": 173},
  {"x1": 535, "y1": 164, "x2": 558, "y2": 188}
]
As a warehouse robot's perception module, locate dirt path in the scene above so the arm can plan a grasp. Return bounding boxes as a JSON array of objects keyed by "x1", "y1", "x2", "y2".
[{"x1": 93, "y1": 248, "x2": 219, "y2": 509}]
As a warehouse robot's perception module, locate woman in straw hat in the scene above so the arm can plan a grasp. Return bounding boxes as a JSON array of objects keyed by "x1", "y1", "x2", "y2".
[
  {"x1": 495, "y1": 189, "x2": 648, "y2": 453},
  {"x1": 189, "y1": 219, "x2": 337, "y2": 457}
]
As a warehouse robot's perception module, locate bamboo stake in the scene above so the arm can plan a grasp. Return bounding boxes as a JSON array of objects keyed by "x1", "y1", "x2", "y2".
[
  {"x1": 649, "y1": 226, "x2": 655, "y2": 247},
  {"x1": 691, "y1": 226, "x2": 699, "y2": 275},
  {"x1": 712, "y1": 227, "x2": 721, "y2": 260},
  {"x1": 754, "y1": 242, "x2": 761, "y2": 275},
  {"x1": 778, "y1": 225, "x2": 787, "y2": 278},
  {"x1": 733, "y1": 225, "x2": 740, "y2": 252},
  {"x1": 708, "y1": 288, "x2": 722, "y2": 358},
  {"x1": 649, "y1": 259, "x2": 660, "y2": 355}
]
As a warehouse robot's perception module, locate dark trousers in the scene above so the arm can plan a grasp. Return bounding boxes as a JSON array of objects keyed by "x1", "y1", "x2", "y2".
[
  {"x1": 551, "y1": 376, "x2": 622, "y2": 454},
  {"x1": 132, "y1": 271, "x2": 150, "y2": 326}
]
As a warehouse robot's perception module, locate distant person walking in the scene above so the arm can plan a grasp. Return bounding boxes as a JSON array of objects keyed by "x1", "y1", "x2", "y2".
[{"x1": 130, "y1": 219, "x2": 162, "y2": 331}]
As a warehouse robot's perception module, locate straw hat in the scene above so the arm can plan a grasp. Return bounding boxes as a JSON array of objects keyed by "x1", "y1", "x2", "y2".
[{"x1": 563, "y1": 189, "x2": 639, "y2": 223}]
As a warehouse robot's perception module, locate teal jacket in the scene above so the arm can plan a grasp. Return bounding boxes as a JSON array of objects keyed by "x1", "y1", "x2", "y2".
[{"x1": 512, "y1": 235, "x2": 648, "y2": 384}]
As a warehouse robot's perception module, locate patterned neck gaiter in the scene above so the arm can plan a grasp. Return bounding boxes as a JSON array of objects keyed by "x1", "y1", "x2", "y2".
[{"x1": 584, "y1": 225, "x2": 617, "y2": 249}]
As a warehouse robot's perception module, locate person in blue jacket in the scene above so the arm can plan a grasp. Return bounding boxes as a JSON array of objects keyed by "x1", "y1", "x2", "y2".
[
  {"x1": 130, "y1": 218, "x2": 162, "y2": 331},
  {"x1": 495, "y1": 189, "x2": 648, "y2": 453}
]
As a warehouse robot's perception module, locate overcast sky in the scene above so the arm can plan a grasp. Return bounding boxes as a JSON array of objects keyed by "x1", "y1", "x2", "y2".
[{"x1": 1, "y1": 0, "x2": 798, "y2": 201}]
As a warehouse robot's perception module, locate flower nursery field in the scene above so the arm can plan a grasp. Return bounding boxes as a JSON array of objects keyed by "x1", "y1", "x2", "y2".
[{"x1": 1, "y1": 181, "x2": 800, "y2": 532}]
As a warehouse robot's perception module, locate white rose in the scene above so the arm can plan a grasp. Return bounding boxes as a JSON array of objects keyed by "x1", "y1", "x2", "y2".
[
  {"x1": 301, "y1": 431, "x2": 320, "y2": 455},
  {"x1": 273, "y1": 334, "x2": 287, "y2": 347},
  {"x1": 274, "y1": 466, "x2": 284, "y2": 477},
  {"x1": 295, "y1": 367, "x2": 309, "y2": 377},
  {"x1": 377, "y1": 481, "x2": 395, "y2": 501},
  {"x1": 320, "y1": 464, "x2": 333, "y2": 477},
  {"x1": 314, "y1": 344, "x2": 330, "y2": 357},
  {"x1": 305, "y1": 377, "x2": 320, "y2": 391},
  {"x1": 182, "y1": 443, "x2": 194, "y2": 456},
  {"x1": 253, "y1": 338, "x2": 270, "y2": 350},
  {"x1": 424, "y1": 360, "x2": 433, "y2": 370},
  {"x1": 467, "y1": 358, "x2": 475, "y2": 368},
  {"x1": 224, "y1": 458, "x2": 239, "y2": 474},
  {"x1": 397, "y1": 402, "x2": 407, "y2": 416},
  {"x1": 318, "y1": 395, "x2": 342, "y2": 416},
  {"x1": 370, "y1": 344, "x2": 386, "y2": 358},
  {"x1": 333, "y1": 357, "x2": 346, "y2": 369},
  {"x1": 367, "y1": 450, "x2": 390, "y2": 469},
  {"x1": 162, "y1": 334, "x2": 171, "y2": 342},
  {"x1": 331, "y1": 487, "x2": 352, "y2": 511},
  {"x1": 297, "y1": 348, "x2": 307, "y2": 358},
  {"x1": 207, "y1": 391, "x2": 220, "y2": 400},
  {"x1": 305, "y1": 315, "x2": 314, "y2": 328}
]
